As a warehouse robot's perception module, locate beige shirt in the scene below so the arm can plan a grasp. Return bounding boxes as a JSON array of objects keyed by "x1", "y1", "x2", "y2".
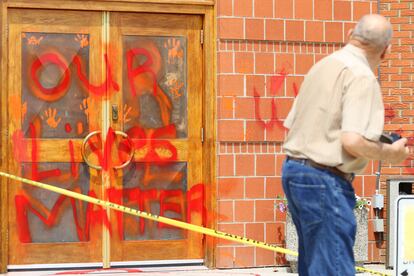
[{"x1": 283, "y1": 44, "x2": 384, "y2": 174}]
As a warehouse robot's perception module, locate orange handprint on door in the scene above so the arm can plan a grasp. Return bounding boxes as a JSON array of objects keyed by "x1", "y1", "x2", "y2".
[
  {"x1": 41, "y1": 108, "x2": 62, "y2": 129},
  {"x1": 164, "y1": 38, "x2": 184, "y2": 65}
]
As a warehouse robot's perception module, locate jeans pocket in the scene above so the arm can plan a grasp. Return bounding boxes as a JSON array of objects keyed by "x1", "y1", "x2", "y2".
[{"x1": 290, "y1": 181, "x2": 326, "y2": 226}]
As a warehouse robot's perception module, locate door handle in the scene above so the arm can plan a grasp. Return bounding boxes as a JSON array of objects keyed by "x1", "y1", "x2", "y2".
[
  {"x1": 81, "y1": 130, "x2": 135, "y2": 170},
  {"x1": 112, "y1": 104, "x2": 119, "y2": 122}
]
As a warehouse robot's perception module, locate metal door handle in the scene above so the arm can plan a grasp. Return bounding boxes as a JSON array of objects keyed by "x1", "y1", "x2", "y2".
[{"x1": 81, "y1": 130, "x2": 134, "y2": 170}]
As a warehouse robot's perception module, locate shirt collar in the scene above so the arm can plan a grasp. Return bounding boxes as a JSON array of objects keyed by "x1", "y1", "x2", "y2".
[{"x1": 343, "y1": 44, "x2": 370, "y2": 68}]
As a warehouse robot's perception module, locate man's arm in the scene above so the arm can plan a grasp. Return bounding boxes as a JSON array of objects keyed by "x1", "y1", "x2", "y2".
[{"x1": 341, "y1": 131, "x2": 409, "y2": 164}]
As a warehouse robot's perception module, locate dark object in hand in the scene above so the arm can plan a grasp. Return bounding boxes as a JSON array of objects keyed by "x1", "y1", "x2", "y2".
[{"x1": 380, "y1": 132, "x2": 402, "y2": 144}]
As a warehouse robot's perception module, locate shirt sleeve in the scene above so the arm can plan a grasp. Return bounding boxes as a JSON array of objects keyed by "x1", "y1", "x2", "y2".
[{"x1": 341, "y1": 75, "x2": 384, "y2": 141}]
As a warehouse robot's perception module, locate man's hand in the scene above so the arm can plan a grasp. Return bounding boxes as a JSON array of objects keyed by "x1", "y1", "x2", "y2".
[
  {"x1": 341, "y1": 132, "x2": 410, "y2": 163},
  {"x1": 388, "y1": 137, "x2": 409, "y2": 164}
]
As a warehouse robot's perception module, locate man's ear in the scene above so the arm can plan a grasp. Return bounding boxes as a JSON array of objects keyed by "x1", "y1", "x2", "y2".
[
  {"x1": 386, "y1": 44, "x2": 392, "y2": 54},
  {"x1": 380, "y1": 44, "x2": 391, "y2": 60}
]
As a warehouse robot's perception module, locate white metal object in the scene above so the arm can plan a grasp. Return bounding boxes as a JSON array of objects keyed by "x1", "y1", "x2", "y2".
[{"x1": 394, "y1": 195, "x2": 414, "y2": 276}]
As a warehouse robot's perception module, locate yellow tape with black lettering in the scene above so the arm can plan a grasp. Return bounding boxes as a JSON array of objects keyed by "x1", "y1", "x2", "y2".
[{"x1": 0, "y1": 171, "x2": 390, "y2": 276}]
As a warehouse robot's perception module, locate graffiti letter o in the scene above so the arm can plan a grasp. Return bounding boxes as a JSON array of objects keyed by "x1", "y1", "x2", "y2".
[{"x1": 30, "y1": 52, "x2": 71, "y2": 102}]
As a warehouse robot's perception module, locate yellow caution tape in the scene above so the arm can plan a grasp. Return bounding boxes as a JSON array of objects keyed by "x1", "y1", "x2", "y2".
[
  {"x1": 355, "y1": 266, "x2": 391, "y2": 276},
  {"x1": 0, "y1": 171, "x2": 390, "y2": 276}
]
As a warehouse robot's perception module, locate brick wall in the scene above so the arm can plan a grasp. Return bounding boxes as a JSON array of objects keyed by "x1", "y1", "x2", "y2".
[
  {"x1": 380, "y1": 0, "x2": 414, "y2": 265},
  {"x1": 216, "y1": 0, "x2": 381, "y2": 268}
]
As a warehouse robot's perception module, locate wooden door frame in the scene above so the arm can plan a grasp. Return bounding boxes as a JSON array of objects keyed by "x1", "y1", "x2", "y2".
[{"x1": 0, "y1": 0, "x2": 216, "y2": 272}]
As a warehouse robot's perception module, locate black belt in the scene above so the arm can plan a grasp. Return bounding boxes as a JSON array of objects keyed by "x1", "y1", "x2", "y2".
[{"x1": 286, "y1": 156, "x2": 354, "y2": 183}]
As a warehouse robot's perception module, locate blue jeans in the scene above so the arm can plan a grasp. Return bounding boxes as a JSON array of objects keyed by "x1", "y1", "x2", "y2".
[{"x1": 282, "y1": 157, "x2": 357, "y2": 276}]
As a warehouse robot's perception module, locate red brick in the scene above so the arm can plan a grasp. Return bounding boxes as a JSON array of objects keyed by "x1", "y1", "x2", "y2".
[
  {"x1": 235, "y1": 98, "x2": 255, "y2": 119},
  {"x1": 295, "y1": 0, "x2": 313, "y2": 19},
  {"x1": 236, "y1": 154, "x2": 255, "y2": 176},
  {"x1": 400, "y1": 24, "x2": 414, "y2": 31},
  {"x1": 276, "y1": 154, "x2": 285, "y2": 175},
  {"x1": 235, "y1": 52, "x2": 254, "y2": 74},
  {"x1": 254, "y1": 97, "x2": 273, "y2": 121},
  {"x1": 286, "y1": 75, "x2": 303, "y2": 97},
  {"x1": 276, "y1": 54, "x2": 294, "y2": 71},
  {"x1": 234, "y1": 0, "x2": 253, "y2": 16},
  {"x1": 275, "y1": 0, "x2": 293, "y2": 18},
  {"x1": 218, "y1": 177, "x2": 244, "y2": 199},
  {"x1": 235, "y1": 200, "x2": 255, "y2": 221},
  {"x1": 218, "y1": 120, "x2": 244, "y2": 141},
  {"x1": 218, "y1": 18, "x2": 244, "y2": 40},
  {"x1": 218, "y1": 97, "x2": 234, "y2": 119},
  {"x1": 256, "y1": 154, "x2": 276, "y2": 176},
  {"x1": 381, "y1": 167, "x2": 401, "y2": 174},
  {"x1": 254, "y1": 0, "x2": 273, "y2": 17},
  {"x1": 274, "y1": 98, "x2": 294, "y2": 119},
  {"x1": 400, "y1": 10, "x2": 414, "y2": 17},
  {"x1": 353, "y1": 1, "x2": 371, "y2": 21},
  {"x1": 218, "y1": 223, "x2": 245, "y2": 245},
  {"x1": 245, "y1": 19, "x2": 265, "y2": 40},
  {"x1": 265, "y1": 19, "x2": 284, "y2": 41},
  {"x1": 325, "y1": 22, "x2": 343, "y2": 43},
  {"x1": 235, "y1": 247, "x2": 255, "y2": 267},
  {"x1": 363, "y1": 175, "x2": 377, "y2": 197},
  {"x1": 246, "y1": 121, "x2": 265, "y2": 141},
  {"x1": 218, "y1": 200, "x2": 234, "y2": 222},
  {"x1": 255, "y1": 199, "x2": 275, "y2": 221},
  {"x1": 305, "y1": 21, "x2": 324, "y2": 42},
  {"x1": 266, "y1": 74, "x2": 286, "y2": 97},
  {"x1": 353, "y1": 176, "x2": 363, "y2": 196},
  {"x1": 255, "y1": 53, "x2": 275, "y2": 74},
  {"x1": 334, "y1": 1, "x2": 351, "y2": 20},
  {"x1": 218, "y1": 0, "x2": 232, "y2": 16},
  {"x1": 246, "y1": 177, "x2": 265, "y2": 198},
  {"x1": 246, "y1": 222, "x2": 265, "y2": 242},
  {"x1": 266, "y1": 125, "x2": 285, "y2": 141},
  {"x1": 286, "y1": 20, "x2": 304, "y2": 41},
  {"x1": 218, "y1": 52, "x2": 233, "y2": 73},
  {"x1": 218, "y1": 154, "x2": 235, "y2": 176},
  {"x1": 266, "y1": 222, "x2": 285, "y2": 244},
  {"x1": 314, "y1": 0, "x2": 332, "y2": 20},
  {"x1": 295, "y1": 54, "x2": 314, "y2": 74},
  {"x1": 266, "y1": 177, "x2": 285, "y2": 198},
  {"x1": 215, "y1": 247, "x2": 234, "y2": 268},
  {"x1": 218, "y1": 75, "x2": 244, "y2": 96},
  {"x1": 256, "y1": 248, "x2": 275, "y2": 266},
  {"x1": 246, "y1": 75, "x2": 265, "y2": 97},
  {"x1": 362, "y1": 158, "x2": 376, "y2": 175}
]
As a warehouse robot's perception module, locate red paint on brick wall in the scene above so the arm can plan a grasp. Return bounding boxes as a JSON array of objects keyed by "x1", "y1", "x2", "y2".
[{"x1": 216, "y1": 0, "x2": 383, "y2": 267}]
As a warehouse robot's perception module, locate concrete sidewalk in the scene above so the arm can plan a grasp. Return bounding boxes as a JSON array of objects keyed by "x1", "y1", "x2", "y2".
[{"x1": 0, "y1": 264, "x2": 394, "y2": 275}]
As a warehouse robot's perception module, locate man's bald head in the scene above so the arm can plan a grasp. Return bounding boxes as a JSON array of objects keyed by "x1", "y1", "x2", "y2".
[{"x1": 351, "y1": 14, "x2": 393, "y2": 52}]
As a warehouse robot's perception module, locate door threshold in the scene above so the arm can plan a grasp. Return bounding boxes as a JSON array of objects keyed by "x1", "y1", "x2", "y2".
[{"x1": 8, "y1": 259, "x2": 205, "y2": 271}]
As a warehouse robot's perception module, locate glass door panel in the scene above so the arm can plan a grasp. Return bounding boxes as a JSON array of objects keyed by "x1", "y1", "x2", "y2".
[
  {"x1": 8, "y1": 9, "x2": 104, "y2": 264},
  {"x1": 109, "y1": 12, "x2": 204, "y2": 261}
]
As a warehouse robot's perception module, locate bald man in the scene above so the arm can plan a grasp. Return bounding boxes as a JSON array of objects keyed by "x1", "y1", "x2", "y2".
[{"x1": 282, "y1": 14, "x2": 408, "y2": 275}]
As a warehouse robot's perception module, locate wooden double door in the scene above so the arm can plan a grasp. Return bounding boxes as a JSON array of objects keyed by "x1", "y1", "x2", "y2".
[{"x1": 7, "y1": 8, "x2": 204, "y2": 266}]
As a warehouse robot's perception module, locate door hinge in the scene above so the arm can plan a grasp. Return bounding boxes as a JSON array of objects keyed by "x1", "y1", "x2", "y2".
[
  {"x1": 201, "y1": 127, "x2": 204, "y2": 143},
  {"x1": 200, "y1": 29, "x2": 204, "y2": 45}
]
